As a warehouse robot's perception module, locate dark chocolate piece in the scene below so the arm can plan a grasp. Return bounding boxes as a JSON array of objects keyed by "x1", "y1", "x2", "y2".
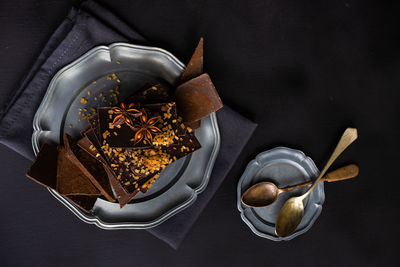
[
  {"x1": 125, "y1": 83, "x2": 170, "y2": 104},
  {"x1": 180, "y1": 38, "x2": 203, "y2": 83},
  {"x1": 78, "y1": 133, "x2": 143, "y2": 207},
  {"x1": 164, "y1": 131, "x2": 202, "y2": 160},
  {"x1": 26, "y1": 143, "x2": 58, "y2": 189},
  {"x1": 81, "y1": 92, "x2": 202, "y2": 205},
  {"x1": 26, "y1": 143, "x2": 99, "y2": 213},
  {"x1": 66, "y1": 195, "x2": 98, "y2": 213},
  {"x1": 77, "y1": 136, "x2": 107, "y2": 165},
  {"x1": 97, "y1": 107, "x2": 136, "y2": 149},
  {"x1": 64, "y1": 134, "x2": 115, "y2": 202},
  {"x1": 56, "y1": 146, "x2": 100, "y2": 196},
  {"x1": 79, "y1": 128, "x2": 152, "y2": 205},
  {"x1": 86, "y1": 121, "x2": 167, "y2": 195},
  {"x1": 175, "y1": 73, "x2": 223, "y2": 123},
  {"x1": 85, "y1": 115, "x2": 111, "y2": 165},
  {"x1": 186, "y1": 120, "x2": 201, "y2": 130},
  {"x1": 103, "y1": 165, "x2": 139, "y2": 208},
  {"x1": 98, "y1": 102, "x2": 184, "y2": 148}
]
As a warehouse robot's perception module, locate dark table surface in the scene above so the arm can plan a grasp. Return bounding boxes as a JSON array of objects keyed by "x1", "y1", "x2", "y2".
[{"x1": 0, "y1": 0, "x2": 399, "y2": 266}]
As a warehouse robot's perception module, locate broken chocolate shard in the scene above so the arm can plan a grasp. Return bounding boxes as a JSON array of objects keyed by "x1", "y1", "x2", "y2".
[
  {"x1": 66, "y1": 195, "x2": 98, "y2": 213},
  {"x1": 77, "y1": 136, "x2": 108, "y2": 166},
  {"x1": 175, "y1": 73, "x2": 223, "y2": 123},
  {"x1": 103, "y1": 165, "x2": 139, "y2": 208},
  {"x1": 186, "y1": 120, "x2": 201, "y2": 130},
  {"x1": 78, "y1": 130, "x2": 157, "y2": 206},
  {"x1": 77, "y1": 132, "x2": 136, "y2": 207},
  {"x1": 26, "y1": 143, "x2": 58, "y2": 189},
  {"x1": 180, "y1": 37, "x2": 204, "y2": 83},
  {"x1": 26, "y1": 143, "x2": 100, "y2": 213},
  {"x1": 125, "y1": 83, "x2": 170, "y2": 104},
  {"x1": 56, "y1": 146, "x2": 100, "y2": 196},
  {"x1": 63, "y1": 134, "x2": 115, "y2": 202}
]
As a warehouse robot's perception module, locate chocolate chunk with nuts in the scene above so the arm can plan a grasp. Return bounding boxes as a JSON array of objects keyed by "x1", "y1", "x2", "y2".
[
  {"x1": 78, "y1": 133, "x2": 146, "y2": 207},
  {"x1": 103, "y1": 165, "x2": 140, "y2": 207}
]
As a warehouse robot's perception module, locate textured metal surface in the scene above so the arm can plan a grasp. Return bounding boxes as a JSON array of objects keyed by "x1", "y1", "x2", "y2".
[
  {"x1": 237, "y1": 147, "x2": 325, "y2": 241},
  {"x1": 32, "y1": 43, "x2": 220, "y2": 229}
]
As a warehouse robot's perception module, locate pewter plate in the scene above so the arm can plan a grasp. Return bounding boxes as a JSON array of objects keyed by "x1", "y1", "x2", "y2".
[
  {"x1": 32, "y1": 43, "x2": 220, "y2": 229},
  {"x1": 237, "y1": 147, "x2": 325, "y2": 241}
]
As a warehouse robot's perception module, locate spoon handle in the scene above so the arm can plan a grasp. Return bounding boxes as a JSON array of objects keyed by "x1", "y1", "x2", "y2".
[
  {"x1": 280, "y1": 164, "x2": 359, "y2": 192},
  {"x1": 301, "y1": 128, "x2": 358, "y2": 200},
  {"x1": 323, "y1": 164, "x2": 359, "y2": 182}
]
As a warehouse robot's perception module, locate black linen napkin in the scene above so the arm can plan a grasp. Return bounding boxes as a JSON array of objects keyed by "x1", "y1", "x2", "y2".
[
  {"x1": 0, "y1": 0, "x2": 145, "y2": 159},
  {"x1": 0, "y1": 0, "x2": 257, "y2": 249}
]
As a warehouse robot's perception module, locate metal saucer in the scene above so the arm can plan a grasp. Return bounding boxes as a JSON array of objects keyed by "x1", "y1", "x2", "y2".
[
  {"x1": 237, "y1": 147, "x2": 325, "y2": 241},
  {"x1": 32, "y1": 43, "x2": 220, "y2": 229}
]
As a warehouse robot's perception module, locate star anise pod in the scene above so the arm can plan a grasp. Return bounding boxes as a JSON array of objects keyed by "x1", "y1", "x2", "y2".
[
  {"x1": 111, "y1": 102, "x2": 141, "y2": 128},
  {"x1": 134, "y1": 108, "x2": 161, "y2": 144}
]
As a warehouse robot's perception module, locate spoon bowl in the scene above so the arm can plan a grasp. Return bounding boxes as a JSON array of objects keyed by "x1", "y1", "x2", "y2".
[
  {"x1": 241, "y1": 182, "x2": 279, "y2": 208},
  {"x1": 275, "y1": 197, "x2": 304, "y2": 236}
]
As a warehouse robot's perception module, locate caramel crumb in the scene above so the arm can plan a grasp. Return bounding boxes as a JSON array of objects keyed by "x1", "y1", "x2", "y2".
[{"x1": 102, "y1": 130, "x2": 110, "y2": 139}]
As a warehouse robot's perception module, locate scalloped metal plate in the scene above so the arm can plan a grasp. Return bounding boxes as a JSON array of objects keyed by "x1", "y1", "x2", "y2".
[
  {"x1": 32, "y1": 43, "x2": 220, "y2": 229},
  {"x1": 237, "y1": 147, "x2": 325, "y2": 241}
]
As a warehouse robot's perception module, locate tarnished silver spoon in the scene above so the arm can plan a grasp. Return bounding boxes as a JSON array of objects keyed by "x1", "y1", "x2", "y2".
[{"x1": 275, "y1": 128, "x2": 358, "y2": 237}]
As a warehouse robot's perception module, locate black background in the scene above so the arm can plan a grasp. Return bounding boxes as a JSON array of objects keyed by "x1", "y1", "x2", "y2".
[{"x1": 0, "y1": 0, "x2": 399, "y2": 266}]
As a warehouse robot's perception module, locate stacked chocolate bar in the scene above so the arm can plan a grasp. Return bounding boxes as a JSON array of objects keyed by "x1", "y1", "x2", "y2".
[
  {"x1": 26, "y1": 38, "x2": 223, "y2": 212},
  {"x1": 78, "y1": 84, "x2": 201, "y2": 207}
]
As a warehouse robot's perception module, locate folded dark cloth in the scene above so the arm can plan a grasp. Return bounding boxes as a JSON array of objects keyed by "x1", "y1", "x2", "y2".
[
  {"x1": 0, "y1": 0, "x2": 146, "y2": 159},
  {"x1": 0, "y1": 0, "x2": 257, "y2": 249}
]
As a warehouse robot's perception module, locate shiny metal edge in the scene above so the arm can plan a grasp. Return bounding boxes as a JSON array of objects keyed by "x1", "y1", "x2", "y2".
[
  {"x1": 237, "y1": 146, "x2": 325, "y2": 241},
  {"x1": 32, "y1": 43, "x2": 221, "y2": 229}
]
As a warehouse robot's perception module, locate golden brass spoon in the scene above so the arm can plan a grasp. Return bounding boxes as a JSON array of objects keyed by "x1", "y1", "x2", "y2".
[
  {"x1": 275, "y1": 128, "x2": 358, "y2": 237},
  {"x1": 241, "y1": 164, "x2": 359, "y2": 208}
]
